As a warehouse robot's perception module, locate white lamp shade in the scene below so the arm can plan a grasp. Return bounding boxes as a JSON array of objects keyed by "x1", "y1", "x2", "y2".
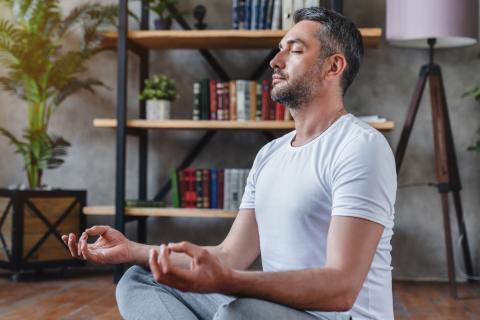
[{"x1": 386, "y1": 0, "x2": 479, "y2": 48}]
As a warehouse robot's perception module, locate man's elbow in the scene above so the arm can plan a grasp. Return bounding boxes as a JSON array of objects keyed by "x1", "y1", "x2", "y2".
[{"x1": 326, "y1": 285, "x2": 359, "y2": 312}]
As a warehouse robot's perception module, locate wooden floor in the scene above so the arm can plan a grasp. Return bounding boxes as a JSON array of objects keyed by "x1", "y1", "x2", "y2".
[{"x1": 0, "y1": 269, "x2": 479, "y2": 319}]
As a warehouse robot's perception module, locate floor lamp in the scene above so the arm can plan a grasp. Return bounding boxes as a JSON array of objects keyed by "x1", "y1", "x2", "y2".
[{"x1": 386, "y1": 0, "x2": 478, "y2": 298}]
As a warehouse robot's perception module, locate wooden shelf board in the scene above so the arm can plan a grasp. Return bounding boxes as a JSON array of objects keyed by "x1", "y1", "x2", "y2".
[
  {"x1": 93, "y1": 119, "x2": 394, "y2": 131},
  {"x1": 102, "y1": 28, "x2": 382, "y2": 49},
  {"x1": 83, "y1": 206, "x2": 237, "y2": 218}
]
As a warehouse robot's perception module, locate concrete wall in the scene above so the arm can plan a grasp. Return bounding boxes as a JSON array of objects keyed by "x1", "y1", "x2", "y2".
[{"x1": 0, "y1": 0, "x2": 479, "y2": 280}]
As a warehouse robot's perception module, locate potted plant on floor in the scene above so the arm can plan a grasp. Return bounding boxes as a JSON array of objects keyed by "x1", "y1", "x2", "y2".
[
  {"x1": 140, "y1": 75, "x2": 178, "y2": 120},
  {"x1": 0, "y1": 0, "x2": 117, "y2": 275}
]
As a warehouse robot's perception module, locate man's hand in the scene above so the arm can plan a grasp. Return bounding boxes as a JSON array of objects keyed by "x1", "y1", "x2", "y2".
[
  {"x1": 61, "y1": 225, "x2": 133, "y2": 264},
  {"x1": 149, "y1": 241, "x2": 233, "y2": 293}
]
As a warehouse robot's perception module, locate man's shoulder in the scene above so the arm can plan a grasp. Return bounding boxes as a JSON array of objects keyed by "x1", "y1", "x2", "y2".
[{"x1": 333, "y1": 114, "x2": 391, "y2": 153}]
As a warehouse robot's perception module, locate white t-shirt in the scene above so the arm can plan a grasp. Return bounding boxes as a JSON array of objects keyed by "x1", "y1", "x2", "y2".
[{"x1": 240, "y1": 113, "x2": 397, "y2": 320}]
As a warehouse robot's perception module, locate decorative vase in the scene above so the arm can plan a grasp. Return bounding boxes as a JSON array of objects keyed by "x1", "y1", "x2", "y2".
[
  {"x1": 146, "y1": 100, "x2": 171, "y2": 120},
  {"x1": 154, "y1": 16, "x2": 172, "y2": 30}
]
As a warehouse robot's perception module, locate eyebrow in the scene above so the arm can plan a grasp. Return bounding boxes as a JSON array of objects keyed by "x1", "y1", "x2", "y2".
[{"x1": 278, "y1": 38, "x2": 307, "y2": 49}]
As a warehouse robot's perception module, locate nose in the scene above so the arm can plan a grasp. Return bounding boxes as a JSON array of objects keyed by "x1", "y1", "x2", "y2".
[{"x1": 269, "y1": 49, "x2": 285, "y2": 70}]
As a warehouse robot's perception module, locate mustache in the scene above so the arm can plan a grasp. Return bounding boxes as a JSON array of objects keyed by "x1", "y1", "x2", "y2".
[{"x1": 273, "y1": 70, "x2": 288, "y2": 79}]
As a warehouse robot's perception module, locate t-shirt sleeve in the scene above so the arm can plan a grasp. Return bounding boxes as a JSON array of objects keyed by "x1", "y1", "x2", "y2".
[
  {"x1": 239, "y1": 146, "x2": 266, "y2": 209},
  {"x1": 331, "y1": 133, "x2": 397, "y2": 227}
]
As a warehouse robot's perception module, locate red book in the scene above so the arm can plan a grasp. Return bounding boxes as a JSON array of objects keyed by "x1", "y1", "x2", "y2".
[
  {"x1": 261, "y1": 80, "x2": 270, "y2": 121},
  {"x1": 217, "y1": 169, "x2": 224, "y2": 209},
  {"x1": 275, "y1": 102, "x2": 285, "y2": 120},
  {"x1": 183, "y1": 168, "x2": 196, "y2": 208},
  {"x1": 203, "y1": 169, "x2": 211, "y2": 208},
  {"x1": 216, "y1": 82, "x2": 224, "y2": 120},
  {"x1": 209, "y1": 79, "x2": 217, "y2": 120}
]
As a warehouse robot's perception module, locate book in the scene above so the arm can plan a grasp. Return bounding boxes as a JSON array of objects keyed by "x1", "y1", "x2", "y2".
[
  {"x1": 282, "y1": 0, "x2": 294, "y2": 30},
  {"x1": 229, "y1": 81, "x2": 237, "y2": 121},
  {"x1": 256, "y1": 81, "x2": 262, "y2": 120},
  {"x1": 200, "y1": 79, "x2": 210, "y2": 120},
  {"x1": 265, "y1": 0, "x2": 274, "y2": 29},
  {"x1": 261, "y1": 80, "x2": 271, "y2": 120},
  {"x1": 358, "y1": 115, "x2": 387, "y2": 123},
  {"x1": 271, "y1": 0, "x2": 282, "y2": 30},
  {"x1": 251, "y1": 0, "x2": 259, "y2": 30},
  {"x1": 245, "y1": 0, "x2": 252, "y2": 29},
  {"x1": 275, "y1": 102, "x2": 285, "y2": 120},
  {"x1": 218, "y1": 169, "x2": 224, "y2": 209},
  {"x1": 223, "y1": 169, "x2": 231, "y2": 210},
  {"x1": 170, "y1": 168, "x2": 180, "y2": 208},
  {"x1": 125, "y1": 200, "x2": 165, "y2": 208},
  {"x1": 236, "y1": 80, "x2": 247, "y2": 121},
  {"x1": 195, "y1": 168, "x2": 203, "y2": 208},
  {"x1": 202, "y1": 169, "x2": 211, "y2": 208},
  {"x1": 193, "y1": 82, "x2": 200, "y2": 120},
  {"x1": 209, "y1": 79, "x2": 217, "y2": 120},
  {"x1": 222, "y1": 81, "x2": 230, "y2": 120},
  {"x1": 216, "y1": 81, "x2": 224, "y2": 120},
  {"x1": 210, "y1": 169, "x2": 218, "y2": 209},
  {"x1": 244, "y1": 81, "x2": 251, "y2": 120},
  {"x1": 182, "y1": 168, "x2": 197, "y2": 208},
  {"x1": 233, "y1": 0, "x2": 240, "y2": 29},
  {"x1": 250, "y1": 81, "x2": 257, "y2": 121}
]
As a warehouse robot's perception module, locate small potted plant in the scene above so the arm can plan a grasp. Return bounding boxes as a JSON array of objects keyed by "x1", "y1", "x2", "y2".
[
  {"x1": 147, "y1": 0, "x2": 179, "y2": 30},
  {"x1": 140, "y1": 75, "x2": 178, "y2": 120}
]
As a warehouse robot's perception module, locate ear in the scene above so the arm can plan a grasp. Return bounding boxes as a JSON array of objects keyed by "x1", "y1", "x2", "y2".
[{"x1": 324, "y1": 53, "x2": 347, "y2": 81}]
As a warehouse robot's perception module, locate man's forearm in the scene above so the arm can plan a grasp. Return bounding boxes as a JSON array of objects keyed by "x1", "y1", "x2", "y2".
[{"x1": 226, "y1": 268, "x2": 357, "y2": 312}]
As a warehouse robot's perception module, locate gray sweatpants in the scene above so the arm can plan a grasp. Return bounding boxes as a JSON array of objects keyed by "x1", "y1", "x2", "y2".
[{"x1": 116, "y1": 266, "x2": 351, "y2": 320}]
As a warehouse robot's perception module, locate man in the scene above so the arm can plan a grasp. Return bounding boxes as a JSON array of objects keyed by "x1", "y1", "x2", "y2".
[{"x1": 63, "y1": 7, "x2": 396, "y2": 320}]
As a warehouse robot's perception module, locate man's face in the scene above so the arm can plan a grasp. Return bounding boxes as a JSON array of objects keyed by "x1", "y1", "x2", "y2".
[{"x1": 270, "y1": 21, "x2": 326, "y2": 109}]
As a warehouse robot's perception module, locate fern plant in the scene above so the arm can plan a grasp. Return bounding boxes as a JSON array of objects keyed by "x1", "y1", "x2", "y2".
[{"x1": 0, "y1": 0, "x2": 118, "y2": 188}]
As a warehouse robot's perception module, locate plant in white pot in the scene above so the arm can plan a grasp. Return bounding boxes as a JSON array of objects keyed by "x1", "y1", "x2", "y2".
[{"x1": 140, "y1": 75, "x2": 178, "y2": 120}]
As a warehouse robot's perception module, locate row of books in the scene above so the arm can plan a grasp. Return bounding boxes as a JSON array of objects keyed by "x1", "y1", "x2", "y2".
[
  {"x1": 193, "y1": 79, "x2": 292, "y2": 121},
  {"x1": 232, "y1": 0, "x2": 321, "y2": 30},
  {"x1": 171, "y1": 168, "x2": 250, "y2": 211}
]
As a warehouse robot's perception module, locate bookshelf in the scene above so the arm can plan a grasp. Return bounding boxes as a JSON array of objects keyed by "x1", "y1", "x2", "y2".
[{"x1": 96, "y1": 0, "x2": 389, "y2": 281}]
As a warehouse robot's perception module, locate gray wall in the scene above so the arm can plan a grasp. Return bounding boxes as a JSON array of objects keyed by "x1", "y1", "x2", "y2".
[{"x1": 0, "y1": 0, "x2": 479, "y2": 281}]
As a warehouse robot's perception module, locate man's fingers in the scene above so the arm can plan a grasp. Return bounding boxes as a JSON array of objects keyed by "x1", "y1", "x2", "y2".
[
  {"x1": 85, "y1": 225, "x2": 110, "y2": 237},
  {"x1": 149, "y1": 248, "x2": 163, "y2": 280},
  {"x1": 78, "y1": 232, "x2": 88, "y2": 259},
  {"x1": 149, "y1": 248, "x2": 193, "y2": 290},
  {"x1": 65, "y1": 233, "x2": 80, "y2": 259},
  {"x1": 158, "y1": 244, "x2": 171, "y2": 274},
  {"x1": 168, "y1": 241, "x2": 204, "y2": 259}
]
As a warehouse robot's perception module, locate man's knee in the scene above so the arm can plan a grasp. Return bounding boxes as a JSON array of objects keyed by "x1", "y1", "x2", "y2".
[
  {"x1": 214, "y1": 298, "x2": 261, "y2": 320},
  {"x1": 116, "y1": 265, "x2": 150, "y2": 311}
]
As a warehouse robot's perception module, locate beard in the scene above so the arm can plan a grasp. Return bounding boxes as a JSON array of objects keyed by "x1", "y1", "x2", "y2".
[{"x1": 271, "y1": 63, "x2": 323, "y2": 110}]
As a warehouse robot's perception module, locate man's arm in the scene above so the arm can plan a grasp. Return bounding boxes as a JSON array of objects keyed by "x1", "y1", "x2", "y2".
[
  {"x1": 131, "y1": 208, "x2": 260, "y2": 270},
  {"x1": 228, "y1": 216, "x2": 383, "y2": 311},
  {"x1": 149, "y1": 215, "x2": 383, "y2": 311}
]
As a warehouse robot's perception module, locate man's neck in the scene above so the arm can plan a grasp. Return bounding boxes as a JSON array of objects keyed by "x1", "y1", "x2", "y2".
[{"x1": 289, "y1": 94, "x2": 346, "y2": 147}]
